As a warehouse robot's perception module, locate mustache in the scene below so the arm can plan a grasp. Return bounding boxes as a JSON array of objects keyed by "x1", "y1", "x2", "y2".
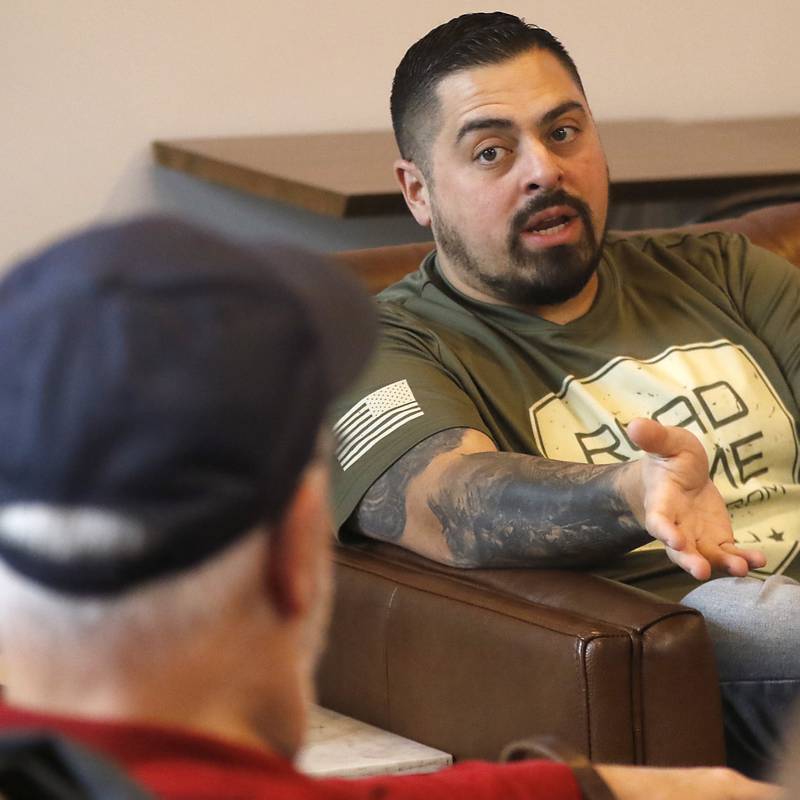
[{"x1": 509, "y1": 189, "x2": 593, "y2": 237}]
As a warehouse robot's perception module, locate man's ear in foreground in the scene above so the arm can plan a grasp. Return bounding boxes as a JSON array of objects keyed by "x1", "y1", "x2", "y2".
[{"x1": 265, "y1": 455, "x2": 333, "y2": 621}]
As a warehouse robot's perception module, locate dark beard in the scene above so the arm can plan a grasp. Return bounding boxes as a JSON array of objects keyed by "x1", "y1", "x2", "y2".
[{"x1": 434, "y1": 188, "x2": 606, "y2": 308}]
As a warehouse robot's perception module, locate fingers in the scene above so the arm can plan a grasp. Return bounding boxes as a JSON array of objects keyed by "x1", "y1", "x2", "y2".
[
  {"x1": 697, "y1": 542, "x2": 764, "y2": 577},
  {"x1": 647, "y1": 510, "x2": 711, "y2": 580},
  {"x1": 717, "y1": 542, "x2": 767, "y2": 572},
  {"x1": 740, "y1": 548, "x2": 767, "y2": 569},
  {"x1": 670, "y1": 542, "x2": 765, "y2": 580},
  {"x1": 712, "y1": 550, "x2": 751, "y2": 578},
  {"x1": 665, "y1": 546, "x2": 712, "y2": 581}
]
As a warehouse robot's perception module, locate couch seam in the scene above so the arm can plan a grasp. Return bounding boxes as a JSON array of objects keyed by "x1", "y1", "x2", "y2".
[
  {"x1": 577, "y1": 637, "x2": 593, "y2": 760},
  {"x1": 384, "y1": 586, "x2": 399, "y2": 729}
]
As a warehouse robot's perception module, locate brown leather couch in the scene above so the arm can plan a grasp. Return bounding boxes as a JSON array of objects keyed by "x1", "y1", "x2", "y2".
[{"x1": 319, "y1": 203, "x2": 800, "y2": 767}]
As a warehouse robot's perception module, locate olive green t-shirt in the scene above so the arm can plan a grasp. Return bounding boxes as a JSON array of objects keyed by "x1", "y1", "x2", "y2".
[{"x1": 330, "y1": 230, "x2": 800, "y2": 595}]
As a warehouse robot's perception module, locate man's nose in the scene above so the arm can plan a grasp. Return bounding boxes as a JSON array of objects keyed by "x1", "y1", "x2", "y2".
[{"x1": 519, "y1": 141, "x2": 563, "y2": 192}]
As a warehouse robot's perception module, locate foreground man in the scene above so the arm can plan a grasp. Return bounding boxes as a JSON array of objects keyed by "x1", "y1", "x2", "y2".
[
  {"x1": 0, "y1": 217, "x2": 776, "y2": 798},
  {"x1": 331, "y1": 12, "x2": 800, "y2": 776}
]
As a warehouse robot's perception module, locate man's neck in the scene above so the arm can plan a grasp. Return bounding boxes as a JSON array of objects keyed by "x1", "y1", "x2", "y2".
[
  {"x1": 0, "y1": 630, "x2": 310, "y2": 761},
  {"x1": 435, "y1": 253, "x2": 600, "y2": 325}
]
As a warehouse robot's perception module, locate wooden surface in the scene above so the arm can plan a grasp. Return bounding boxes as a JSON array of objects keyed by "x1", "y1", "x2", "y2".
[
  {"x1": 153, "y1": 116, "x2": 800, "y2": 217},
  {"x1": 297, "y1": 706, "x2": 452, "y2": 778}
]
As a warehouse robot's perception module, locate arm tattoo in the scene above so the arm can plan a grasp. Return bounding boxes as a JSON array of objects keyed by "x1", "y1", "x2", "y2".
[
  {"x1": 429, "y1": 453, "x2": 648, "y2": 568},
  {"x1": 354, "y1": 428, "x2": 468, "y2": 542}
]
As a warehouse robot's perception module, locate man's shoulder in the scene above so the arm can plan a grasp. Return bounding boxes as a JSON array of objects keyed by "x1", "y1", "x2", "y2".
[
  {"x1": 375, "y1": 251, "x2": 435, "y2": 303},
  {"x1": 605, "y1": 227, "x2": 742, "y2": 255},
  {"x1": 606, "y1": 226, "x2": 741, "y2": 250},
  {"x1": 373, "y1": 253, "x2": 470, "y2": 334},
  {"x1": 603, "y1": 228, "x2": 750, "y2": 285}
]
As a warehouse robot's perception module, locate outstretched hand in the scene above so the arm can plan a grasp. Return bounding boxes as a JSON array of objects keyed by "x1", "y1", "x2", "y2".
[
  {"x1": 596, "y1": 764, "x2": 780, "y2": 800},
  {"x1": 623, "y1": 418, "x2": 766, "y2": 581}
]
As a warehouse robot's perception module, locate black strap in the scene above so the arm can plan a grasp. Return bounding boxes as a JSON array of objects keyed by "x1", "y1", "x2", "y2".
[
  {"x1": 500, "y1": 735, "x2": 617, "y2": 800},
  {"x1": 0, "y1": 730, "x2": 152, "y2": 800}
]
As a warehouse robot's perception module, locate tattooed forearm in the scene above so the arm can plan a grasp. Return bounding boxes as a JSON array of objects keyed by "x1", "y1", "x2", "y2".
[
  {"x1": 354, "y1": 428, "x2": 468, "y2": 542},
  {"x1": 353, "y1": 428, "x2": 647, "y2": 568},
  {"x1": 429, "y1": 453, "x2": 648, "y2": 568}
]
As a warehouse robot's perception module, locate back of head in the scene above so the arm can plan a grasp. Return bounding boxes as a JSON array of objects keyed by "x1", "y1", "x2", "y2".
[
  {"x1": 0, "y1": 216, "x2": 376, "y2": 597},
  {"x1": 390, "y1": 12, "x2": 584, "y2": 173},
  {"x1": 0, "y1": 217, "x2": 377, "y2": 747}
]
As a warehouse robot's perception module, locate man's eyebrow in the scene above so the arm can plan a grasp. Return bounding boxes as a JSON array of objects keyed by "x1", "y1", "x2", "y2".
[
  {"x1": 455, "y1": 117, "x2": 514, "y2": 144},
  {"x1": 539, "y1": 101, "x2": 586, "y2": 128},
  {"x1": 454, "y1": 101, "x2": 587, "y2": 145}
]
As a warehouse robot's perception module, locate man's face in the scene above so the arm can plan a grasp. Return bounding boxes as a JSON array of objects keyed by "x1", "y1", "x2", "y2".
[{"x1": 421, "y1": 48, "x2": 610, "y2": 309}]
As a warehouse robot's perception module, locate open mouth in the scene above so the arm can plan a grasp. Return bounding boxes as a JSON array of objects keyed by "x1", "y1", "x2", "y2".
[{"x1": 523, "y1": 207, "x2": 579, "y2": 237}]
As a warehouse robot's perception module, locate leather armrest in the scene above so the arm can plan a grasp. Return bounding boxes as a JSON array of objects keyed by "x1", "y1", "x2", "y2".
[
  {"x1": 317, "y1": 542, "x2": 725, "y2": 766},
  {"x1": 335, "y1": 242, "x2": 434, "y2": 293},
  {"x1": 695, "y1": 201, "x2": 800, "y2": 267}
]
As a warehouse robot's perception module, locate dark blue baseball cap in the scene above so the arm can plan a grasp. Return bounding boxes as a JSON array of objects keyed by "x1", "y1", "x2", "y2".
[{"x1": 0, "y1": 215, "x2": 376, "y2": 595}]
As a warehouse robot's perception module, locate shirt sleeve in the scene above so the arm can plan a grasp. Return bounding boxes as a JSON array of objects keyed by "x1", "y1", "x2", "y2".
[{"x1": 329, "y1": 303, "x2": 492, "y2": 533}]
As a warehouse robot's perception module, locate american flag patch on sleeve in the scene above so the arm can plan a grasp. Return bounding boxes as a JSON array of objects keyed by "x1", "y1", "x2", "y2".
[{"x1": 334, "y1": 380, "x2": 424, "y2": 471}]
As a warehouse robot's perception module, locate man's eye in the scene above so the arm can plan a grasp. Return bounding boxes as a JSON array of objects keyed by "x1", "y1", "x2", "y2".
[
  {"x1": 475, "y1": 146, "x2": 506, "y2": 164},
  {"x1": 551, "y1": 126, "x2": 578, "y2": 143}
]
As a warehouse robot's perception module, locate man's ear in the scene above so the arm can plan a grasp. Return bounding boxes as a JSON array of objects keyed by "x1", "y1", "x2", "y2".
[
  {"x1": 264, "y1": 472, "x2": 325, "y2": 620},
  {"x1": 394, "y1": 159, "x2": 432, "y2": 228}
]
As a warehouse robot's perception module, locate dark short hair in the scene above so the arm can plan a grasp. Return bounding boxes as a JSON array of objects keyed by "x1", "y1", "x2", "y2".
[{"x1": 390, "y1": 12, "x2": 585, "y2": 171}]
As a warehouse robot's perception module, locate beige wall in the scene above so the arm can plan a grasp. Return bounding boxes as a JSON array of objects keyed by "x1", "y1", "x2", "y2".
[{"x1": 2, "y1": 1, "x2": 798, "y2": 265}]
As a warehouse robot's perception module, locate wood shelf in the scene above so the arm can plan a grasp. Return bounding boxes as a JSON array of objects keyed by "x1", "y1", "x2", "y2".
[{"x1": 154, "y1": 116, "x2": 800, "y2": 217}]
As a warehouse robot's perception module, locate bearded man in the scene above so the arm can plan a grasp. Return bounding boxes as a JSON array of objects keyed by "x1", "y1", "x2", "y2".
[{"x1": 330, "y1": 12, "x2": 800, "y2": 777}]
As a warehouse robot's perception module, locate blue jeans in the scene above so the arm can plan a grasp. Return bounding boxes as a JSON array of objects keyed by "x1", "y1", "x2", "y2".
[{"x1": 681, "y1": 575, "x2": 800, "y2": 778}]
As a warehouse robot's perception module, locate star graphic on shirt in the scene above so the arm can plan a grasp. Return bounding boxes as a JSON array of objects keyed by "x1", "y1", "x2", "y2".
[{"x1": 768, "y1": 529, "x2": 785, "y2": 542}]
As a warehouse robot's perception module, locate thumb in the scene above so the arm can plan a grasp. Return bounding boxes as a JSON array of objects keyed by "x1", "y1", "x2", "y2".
[
  {"x1": 625, "y1": 417, "x2": 674, "y2": 456},
  {"x1": 626, "y1": 417, "x2": 708, "y2": 472},
  {"x1": 627, "y1": 418, "x2": 709, "y2": 471}
]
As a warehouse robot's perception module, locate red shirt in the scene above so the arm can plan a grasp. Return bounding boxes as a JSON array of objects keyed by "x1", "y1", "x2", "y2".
[{"x1": 0, "y1": 703, "x2": 581, "y2": 799}]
